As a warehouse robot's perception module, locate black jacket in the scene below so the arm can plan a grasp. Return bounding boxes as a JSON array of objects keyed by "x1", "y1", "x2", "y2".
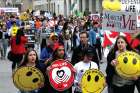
[
  {"x1": 71, "y1": 44, "x2": 99, "y2": 66},
  {"x1": 106, "y1": 48, "x2": 116, "y2": 86}
]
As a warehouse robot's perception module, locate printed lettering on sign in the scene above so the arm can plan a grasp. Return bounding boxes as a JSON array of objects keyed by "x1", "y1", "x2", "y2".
[
  {"x1": 103, "y1": 10, "x2": 137, "y2": 33},
  {"x1": 121, "y1": 0, "x2": 140, "y2": 27},
  {"x1": 48, "y1": 59, "x2": 75, "y2": 91}
]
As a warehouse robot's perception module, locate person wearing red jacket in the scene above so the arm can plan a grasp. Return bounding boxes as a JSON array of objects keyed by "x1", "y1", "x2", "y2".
[{"x1": 10, "y1": 28, "x2": 27, "y2": 71}]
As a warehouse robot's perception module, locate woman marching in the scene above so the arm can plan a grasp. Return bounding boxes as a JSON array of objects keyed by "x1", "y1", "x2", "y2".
[
  {"x1": 19, "y1": 49, "x2": 46, "y2": 93},
  {"x1": 10, "y1": 28, "x2": 27, "y2": 72},
  {"x1": 106, "y1": 35, "x2": 138, "y2": 93}
]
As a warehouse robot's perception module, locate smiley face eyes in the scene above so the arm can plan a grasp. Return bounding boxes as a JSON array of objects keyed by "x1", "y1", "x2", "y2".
[
  {"x1": 26, "y1": 71, "x2": 39, "y2": 83},
  {"x1": 95, "y1": 75, "x2": 99, "y2": 82},
  {"x1": 87, "y1": 75, "x2": 99, "y2": 82},
  {"x1": 32, "y1": 78, "x2": 39, "y2": 83},
  {"x1": 26, "y1": 71, "x2": 32, "y2": 76},
  {"x1": 133, "y1": 58, "x2": 137, "y2": 65},
  {"x1": 123, "y1": 57, "x2": 137, "y2": 65},
  {"x1": 123, "y1": 57, "x2": 128, "y2": 64},
  {"x1": 87, "y1": 75, "x2": 91, "y2": 81}
]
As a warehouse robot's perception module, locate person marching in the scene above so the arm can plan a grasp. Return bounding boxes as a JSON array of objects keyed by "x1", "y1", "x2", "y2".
[
  {"x1": 44, "y1": 43, "x2": 71, "y2": 93},
  {"x1": 106, "y1": 35, "x2": 137, "y2": 93},
  {"x1": 71, "y1": 31, "x2": 99, "y2": 67},
  {"x1": 18, "y1": 49, "x2": 46, "y2": 93},
  {"x1": 10, "y1": 28, "x2": 27, "y2": 71},
  {"x1": 74, "y1": 47, "x2": 98, "y2": 93}
]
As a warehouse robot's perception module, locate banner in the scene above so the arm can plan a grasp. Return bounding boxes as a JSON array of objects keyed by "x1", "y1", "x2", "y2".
[
  {"x1": 121, "y1": 0, "x2": 140, "y2": 27},
  {"x1": 13, "y1": 66, "x2": 45, "y2": 91},
  {"x1": 81, "y1": 69, "x2": 105, "y2": 93},
  {"x1": 102, "y1": 10, "x2": 137, "y2": 33},
  {"x1": 24, "y1": 28, "x2": 36, "y2": 44},
  {"x1": 47, "y1": 59, "x2": 75, "y2": 91},
  {"x1": 0, "y1": 7, "x2": 18, "y2": 13},
  {"x1": 116, "y1": 51, "x2": 140, "y2": 79}
]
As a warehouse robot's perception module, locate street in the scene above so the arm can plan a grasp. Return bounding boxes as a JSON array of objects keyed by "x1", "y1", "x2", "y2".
[{"x1": 0, "y1": 54, "x2": 138, "y2": 93}]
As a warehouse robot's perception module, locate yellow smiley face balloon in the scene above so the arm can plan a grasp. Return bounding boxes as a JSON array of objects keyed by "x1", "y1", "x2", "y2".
[
  {"x1": 81, "y1": 69, "x2": 106, "y2": 93},
  {"x1": 102, "y1": 0, "x2": 111, "y2": 10},
  {"x1": 13, "y1": 66, "x2": 45, "y2": 91},
  {"x1": 109, "y1": 0, "x2": 121, "y2": 11},
  {"x1": 116, "y1": 51, "x2": 140, "y2": 79},
  {"x1": 102, "y1": 0, "x2": 121, "y2": 11}
]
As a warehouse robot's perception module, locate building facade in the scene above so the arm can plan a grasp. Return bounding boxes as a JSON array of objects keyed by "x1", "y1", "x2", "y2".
[
  {"x1": 33, "y1": 0, "x2": 103, "y2": 16},
  {"x1": 1, "y1": 0, "x2": 103, "y2": 15}
]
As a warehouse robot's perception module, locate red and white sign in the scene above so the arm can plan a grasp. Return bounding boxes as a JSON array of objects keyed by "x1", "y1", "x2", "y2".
[{"x1": 47, "y1": 59, "x2": 75, "y2": 91}]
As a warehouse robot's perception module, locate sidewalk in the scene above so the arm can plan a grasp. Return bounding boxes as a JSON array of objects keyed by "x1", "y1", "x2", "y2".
[{"x1": 0, "y1": 60, "x2": 18, "y2": 93}]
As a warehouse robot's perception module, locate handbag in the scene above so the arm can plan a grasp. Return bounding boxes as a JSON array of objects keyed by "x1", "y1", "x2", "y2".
[{"x1": 7, "y1": 51, "x2": 14, "y2": 61}]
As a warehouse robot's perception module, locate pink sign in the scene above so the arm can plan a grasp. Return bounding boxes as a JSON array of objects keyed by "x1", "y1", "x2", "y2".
[{"x1": 47, "y1": 59, "x2": 75, "y2": 91}]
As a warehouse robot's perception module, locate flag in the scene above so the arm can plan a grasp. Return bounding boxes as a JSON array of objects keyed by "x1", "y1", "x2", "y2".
[
  {"x1": 70, "y1": 0, "x2": 78, "y2": 11},
  {"x1": 102, "y1": 31, "x2": 113, "y2": 48},
  {"x1": 102, "y1": 31, "x2": 118, "y2": 48},
  {"x1": 102, "y1": 31, "x2": 132, "y2": 48},
  {"x1": 70, "y1": 3, "x2": 75, "y2": 11}
]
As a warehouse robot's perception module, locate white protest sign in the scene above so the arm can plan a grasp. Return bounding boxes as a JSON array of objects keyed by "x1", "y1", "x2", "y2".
[
  {"x1": 33, "y1": 10, "x2": 40, "y2": 16},
  {"x1": 0, "y1": 7, "x2": 18, "y2": 13},
  {"x1": 102, "y1": 10, "x2": 137, "y2": 33},
  {"x1": 121, "y1": 0, "x2": 140, "y2": 27}
]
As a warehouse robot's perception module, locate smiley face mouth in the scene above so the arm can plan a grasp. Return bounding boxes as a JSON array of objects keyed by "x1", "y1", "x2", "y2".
[
  {"x1": 118, "y1": 68, "x2": 140, "y2": 76},
  {"x1": 83, "y1": 85, "x2": 101, "y2": 93}
]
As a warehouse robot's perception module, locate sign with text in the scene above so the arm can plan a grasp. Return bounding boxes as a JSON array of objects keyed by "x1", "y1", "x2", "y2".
[
  {"x1": 121, "y1": 0, "x2": 140, "y2": 13},
  {"x1": 81, "y1": 69, "x2": 106, "y2": 93},
  {"x1": 121, "y1": 0, "x2": 140, "y2": 27},
  {"x1": 102, "y1": 10, "x2": 137, "y2": 33},
  {"x1": 24, "y1": 29, "x2": 35, "y2": 44},
  {"x1": 47, "y1": 59, "x2": 75, "y2": 91},
  {"x1": 0, "y1": 7, "x2": 18, "y2": 13}
]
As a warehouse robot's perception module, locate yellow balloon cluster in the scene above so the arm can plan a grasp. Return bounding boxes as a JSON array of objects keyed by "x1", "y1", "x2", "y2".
[
  {"x1": 116, "y1": 51, "x2": 140, "y2": 79},
  {"x1": 102, "y1": 0, "x2": 121, "y2": 11}
]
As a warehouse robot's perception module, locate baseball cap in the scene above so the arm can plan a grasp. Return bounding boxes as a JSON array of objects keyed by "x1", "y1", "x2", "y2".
[
  {"x1": 84, "y1": 48, "x2": 94, "y2": 56},
  {"x1": 49, "y1": 32, "x2": 58, "y2": 40}
]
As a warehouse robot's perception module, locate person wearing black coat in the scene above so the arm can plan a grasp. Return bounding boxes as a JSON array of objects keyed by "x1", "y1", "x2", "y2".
[
  {"x1": 71, "y1": 31, "x2": 99, "y2": 67},
  {"x1": 106, "y1": 36, "x2": 136, "y2": 93}
]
